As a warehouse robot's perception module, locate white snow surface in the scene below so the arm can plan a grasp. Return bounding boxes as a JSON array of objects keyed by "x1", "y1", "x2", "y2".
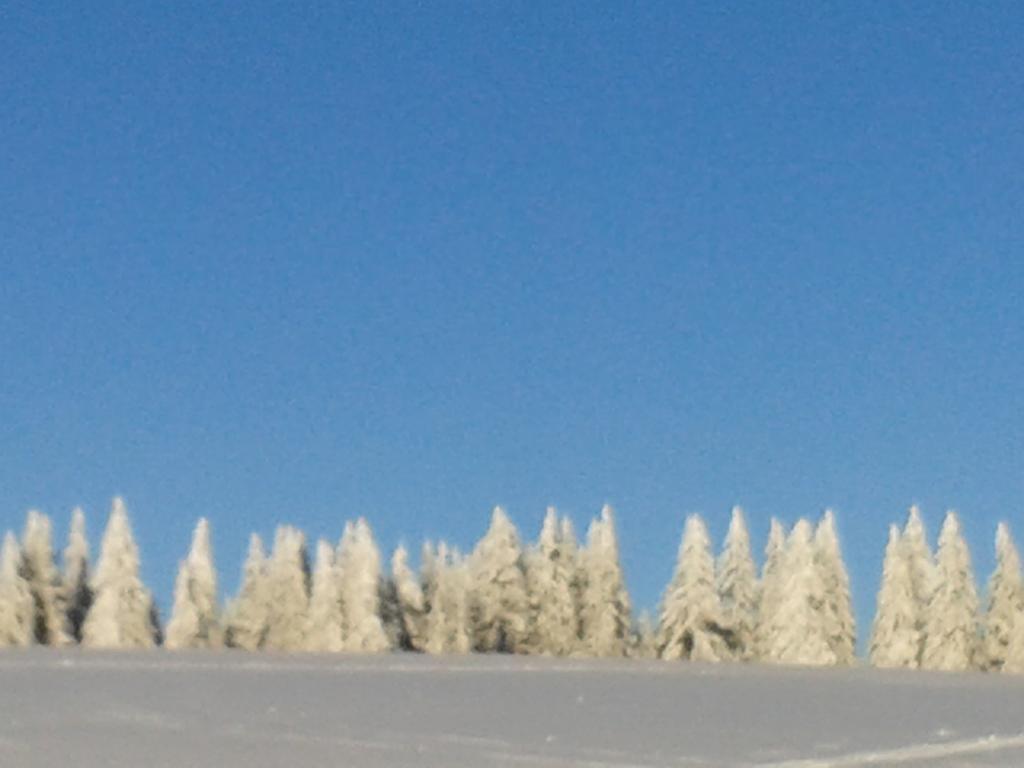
[{"x1": 1, "y1": 651, "x2": 1024, "y2": 767}]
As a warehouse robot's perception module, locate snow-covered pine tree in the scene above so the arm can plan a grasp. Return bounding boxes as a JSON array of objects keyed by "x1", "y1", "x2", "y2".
[
  {"x1": 1006, "y1": 625, "x2": 1024, "y2": 673},
  {"x1": 304, "y1": 539, "x2": 345, "y2": 652},
  {"x1": 81, "y1": 498, "x2": 159, "y2": 649},
  {"x1": 579, "y1": 505, "x2": 632, "y2": 657},
  {"x1": 224, "y1": 533, "x2": 270, "y2": 650},
  {"x1": 560, "y1": 515, "x2": 585, "y2": 648},
  {"x1": 984, "y1": 523, "x2": 1024, "y2": 671},
  {"x1": 0, "y1": 532, "x2": 33, "y2": 647},
  {"x1": 922, "y1": 511, "x2": 980, "y2": 672},
  {"x1": 165, "y1": 518, "x2": 220, "y2": 649},
  {"x1": 378, "y1": 547, "x2": 409, "y2": 652},
  {"x1": 869, "y1": 525, "x2": 920, "y2": 668},
  {"x1": 262, "y1": 525, "x2": 310, "y2": 652},
  {"x1": 902, "y1": 505, "x2": 935, "y2": 666},
  {"x1": 754, "y1": 518, "x2": 786, "y2": 660},
  {"x1": 814, "y1": 509, "x2": 856, "y2": 665},
  {"x1": 657, "y1": 514, "x2": 730, "y2": 661},
  {"x1": 59, "y1": 507, "x2": 92, "y2": 643},
  {"x1": 389, "y1": 545, "x2": 426, "y2": 651},
  {"x1": 716, "y1": 506, "x2": 758, "y2": 660},
  {"x1": 20, "y1": 510, "x2": 70, "y2": 646},
  {"x1": 525, "y1": 507, "x2": 580, "y2": 656},
  {"x1": 338, "y1": 518, "x2": 390, "y2": 653},
  {"x1": 424, "y1": 543, "x2": 472, "y2": 655},
  {"x1": 764, "y1": 519, "x2": 835, "y2": 666},
  {"x1": 420, "y1": 540, "x2": 440, "y2": 618},
  {"x1": 469, "y1": 507, "x2": 530, "y2": 653}
]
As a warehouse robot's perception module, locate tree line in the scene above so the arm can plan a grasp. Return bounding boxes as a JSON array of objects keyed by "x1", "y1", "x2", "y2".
[{"x1": 0, "y1": 498, "x2": 1019, "y2": 672}]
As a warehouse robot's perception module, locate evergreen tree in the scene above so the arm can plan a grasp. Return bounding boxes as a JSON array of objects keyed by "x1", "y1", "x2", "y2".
[
  {"x1": 59, "y1": 507, "x2": 92, "y2": 643},
  {"x1": 922, "y1": 511, "x2": 980, "y2": 671},
  {"x1": 560, "y1": 515, "x2": 585, "y2": 647},
  {"x1": 420, "y1": 541, "x2": 440, "y2": 622},
  {"x1": 338, "y1": 518, "x2": 390, "y2": 653},
  {"x1": 1004, "y1": 592, "x2": 1024, "y2": 673},
  {"x1": 814, "y1": 509, "x2": 856, "y2": 665},
  {"x1": 0, "y1": 532, "x2": 33, "y2": 647},
  {"x1": 304, "y1": 539, "x2": 345, "y2": 652},
  {"x1": 716, "y1": 506, "x2": 758, "y2": 660},
  {"x1": 755, "y1": 518, "x2": 786, "y2": 660},
  {"x1": 657, "y1": 514, "x2": 730, "y2": 661},
  {"x1": 224, "y1": 533, "x2": 270, "y2": 651},
  {"x1": 764, "y1": 519, "x2": 835, "y2": 666},
  {"x1": 525, "y1": 507, "x2": 580, "y2": 656},
  {"x1": 263, "y1": 525, "x2": 310, "y2": 651},
  {"x1": 424, "y1": 543, "x2": 472, "y2": 655},
  {"x1": 81, "y1": 498, "x2": 159, "y2": 649},
  {"x1": 902, "y1": 505, "x2": 935, "y2": 666},
  {"x1": 985, "y1": 523, "x2": 1024, "y2": 671},
  {"x1": 165, "y1": 518, "x2": 220, "y2": 649},
  {"x1": 341, "y1": 519, "x2": 391, "y2": 653},
  {"x1": 20, "y1": 510, "x2": 70, "y2": 646},
  {"x1": 579, "y1": 505, "x2": 632, "y2": 657},
  {"x1": 389, "y1": 545, "x2": 426, "y2": 651},
  {"x1": 469, "y1": 507, "x2": 529, "y2": 653},
  {"x1": 869, "y1": 525, "x2": 921, "y2": 668}
]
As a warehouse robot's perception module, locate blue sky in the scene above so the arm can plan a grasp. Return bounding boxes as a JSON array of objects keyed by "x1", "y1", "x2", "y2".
[{"x1": 2, "y1": 3, "x2": 1022, "y2": 642}]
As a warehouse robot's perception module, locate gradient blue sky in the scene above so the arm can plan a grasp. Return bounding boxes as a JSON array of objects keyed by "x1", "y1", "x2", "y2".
[{"x1": 2, "y1": 3, "x2": 1022, "y2": 643}]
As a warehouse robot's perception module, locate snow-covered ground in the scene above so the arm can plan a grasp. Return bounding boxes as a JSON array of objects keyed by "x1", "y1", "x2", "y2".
[{"x1": 1, "y1": 651, "x2": 1023, "y2": 767}]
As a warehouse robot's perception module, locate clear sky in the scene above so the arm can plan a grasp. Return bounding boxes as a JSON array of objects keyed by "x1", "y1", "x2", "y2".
[{"x1": 3, "y1": 3, "x2": 1022, "y2": 644}]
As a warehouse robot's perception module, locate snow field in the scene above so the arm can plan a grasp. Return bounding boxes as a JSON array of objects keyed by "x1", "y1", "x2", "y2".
[{"x1": 1, "y1": 650, "x2": 1023, "y2": 767}]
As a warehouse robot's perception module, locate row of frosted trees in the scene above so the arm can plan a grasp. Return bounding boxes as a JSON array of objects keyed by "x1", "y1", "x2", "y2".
[{"x1": 0, "y1": 498, "x2": 1021, "y2": 672}]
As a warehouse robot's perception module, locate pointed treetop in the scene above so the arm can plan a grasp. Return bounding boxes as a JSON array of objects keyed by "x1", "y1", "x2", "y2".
[
  {"x1": 189, "y1": 518, "x2": 212, "y2": 559},
  {"x1": 789, "y1": 518, "x2": 814, "y2": 547},
  {"x1": 487, "y1": 506, "x2": 518, "y2": 539},
  {"x1": 727, "y1": 506, "x2": 749, "y2": 540},
  {"x1": 111, "y1": 496, "x2": 128, "y2": 524},
  {"x1": 92, "y1": 496, "x2": 141, "y2": 584},
  {"x1": 391, "y1": 543, "x2": 410, "y2": 571},
  {"x1": 904, "y1": 504, "x2": 926, "y2": 539},
  {"x1": 681, "y1": 513, "x2": 712, "y2": 553},
  {"x1": 64, "y1": 507, "x2": 89, "y2": 566},
  {"x1": 536, "y1": 507, "x2": 561, "y2": 552},
  {"x1": 997, "y1": 521, "x2": 1014, "y2": 551},
  {"x1": 70, "y1": 507, "x2": 86, "y2": 537},
  {"x1": 589, "y1": 504, "x2": 621, "y2": 556},
  {"x1": 817, "y1": 508, "x2": 838, "y2": 536},
  {"x1": 814, "y1": 509, "x2": 844, "y2": 558},
  {"x1": 23, "y1": 509, "x2": 53, "y2": 549},
  {"x1": 887, "y1": 523, "x2": 901, "y2": 547},
  {"x1": 247, "y1": 532, "x2": 266, "y2": 563},
  {"x1": 938, "y1": 509, "x2": 962, "y2": 543}
]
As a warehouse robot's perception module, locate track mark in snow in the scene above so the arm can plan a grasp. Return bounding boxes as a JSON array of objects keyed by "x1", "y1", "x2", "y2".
[
  {"x1": 482, "y1": 751, "x2": 661, "y2": 768},
  {"x1": 87, "y1": 709, "x2": 184, "y2": 732},
  {"x1": 434, "y1": 732, "x2": 514, "y2": 748},
  {"x1": 758, "y1": 732, "x2": 1024, "y2": 766}
]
